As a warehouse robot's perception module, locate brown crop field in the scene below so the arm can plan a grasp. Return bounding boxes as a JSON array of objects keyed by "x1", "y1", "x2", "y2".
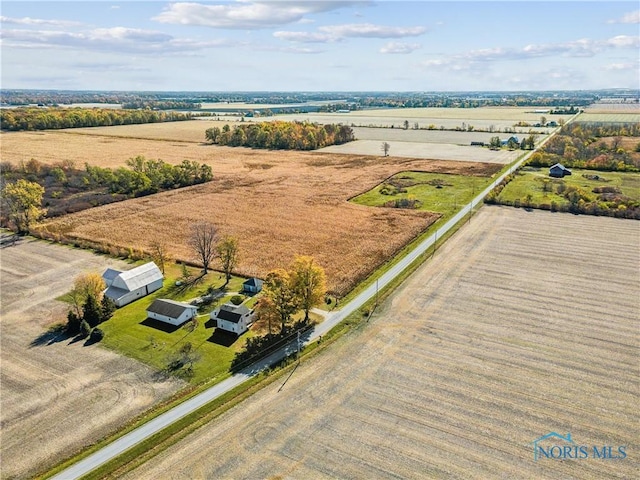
[
  {"x1": 123, "y1": 207, "x2": 640, "y2": 480},
  {"x1": 0, "y1": 238, "x2": 183, "y2": 479},
  {"x1": 35, "y1": 149, "x2": 500, "y2": 295}
]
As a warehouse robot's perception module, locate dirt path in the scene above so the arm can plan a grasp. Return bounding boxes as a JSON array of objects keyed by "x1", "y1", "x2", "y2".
[
  {"x1": 124, "y1": 207, "x2": 639, "y2": 480},
  {"x1": 0, "y1": 238, "x2": 183, "y2": 479}
]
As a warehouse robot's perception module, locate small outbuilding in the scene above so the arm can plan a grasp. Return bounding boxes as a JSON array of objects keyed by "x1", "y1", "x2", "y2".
[
  {"x1": 549, "y1": 163, "x2": 572, "y2": 178},
  {"x1": 210, "y1": 303, "x2": 255, "y2": 335},
  {"x1": 102, "y1": 262, "x2": 164, "y2": 307},
  {"x1": 242, "y1": 277, "x2": 263, "y2": 294},
  {"x1": 146, "y1": 299, "x2": 197, "y2": 326}
]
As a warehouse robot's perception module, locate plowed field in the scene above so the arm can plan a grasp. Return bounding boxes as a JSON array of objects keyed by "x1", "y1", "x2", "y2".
[
  {"x1": 0, "y1": 239, "x2": 183, "y2": 479},
  {"x1": 123, "y1": 207, "x2": 639, "y2": 480}
]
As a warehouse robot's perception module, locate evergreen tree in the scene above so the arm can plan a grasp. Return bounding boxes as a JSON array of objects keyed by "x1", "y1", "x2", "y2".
[{"x1": 82, "y1": 293, "x2": 103, "y2": 328}]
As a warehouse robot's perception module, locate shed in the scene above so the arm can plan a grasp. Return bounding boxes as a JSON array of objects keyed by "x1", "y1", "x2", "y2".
[
  {"x1": 146, "y1": 299, "x2": 197, "y2": 326},
  {"x1": 242, "y1": 277, "x2": 263, "y2": 294},
  {"x1": 102, "y1": 262, "x2": 164, "y2": 307},
  {"x1": 549, "y1": 163, "x2": 572, "y2": 178},
  {"x1": 210, "y1": 303, "x2": 255, "y2": 335}
]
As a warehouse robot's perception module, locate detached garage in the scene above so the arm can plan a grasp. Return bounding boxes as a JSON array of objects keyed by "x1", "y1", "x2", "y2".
[{"x1": 146, "y1": 299, "x2": 197, "y2": 326}]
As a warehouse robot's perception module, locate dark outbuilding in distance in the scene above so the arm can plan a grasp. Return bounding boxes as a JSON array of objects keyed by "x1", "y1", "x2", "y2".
[{"x1": 549, "y1": 163, "x2": 572, "y2": 178}]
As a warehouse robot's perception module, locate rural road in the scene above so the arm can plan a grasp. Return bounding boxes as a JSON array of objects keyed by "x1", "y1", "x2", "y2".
[{"x1": 50, "y1": 127, "x2": 563, "y2": 480}]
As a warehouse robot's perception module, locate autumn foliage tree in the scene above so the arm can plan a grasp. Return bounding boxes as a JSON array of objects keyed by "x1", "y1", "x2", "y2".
[
  {"x1": 216, "y1": 236, "x2": 239, "y2": 286},
  {"x1": 1, "y1": 179, "x2": 46, "y2": 233},
  {"x1": 290, "y1": 255, "x2": 327, "y2": 323},
  {"x1": 262, "y1": 269, "x2": 299, "y2": 334}
]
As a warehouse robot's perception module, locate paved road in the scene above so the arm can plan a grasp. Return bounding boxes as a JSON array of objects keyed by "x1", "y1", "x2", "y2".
[{"x1": 50, "y1": 126, "x2": 564, "y2": 480}]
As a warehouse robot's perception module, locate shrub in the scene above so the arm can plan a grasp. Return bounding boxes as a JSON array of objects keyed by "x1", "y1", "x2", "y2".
[
  {"x1": 79, "y1": 320, "x2": 91, "y2": 338},
  {"x1": 90, "y1": 327, "x2": 104, "y2": 342},
  {"x1": 230, "y1": 295, "x2": 244, "y2": 305}
]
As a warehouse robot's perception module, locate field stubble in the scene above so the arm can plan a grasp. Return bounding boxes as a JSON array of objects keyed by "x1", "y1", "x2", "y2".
[
  {"x1": 123, "y1": 207, "x2": 639, "y2": 480},
  {"x1": 0, "y1": 239, "x2": 183, "y2": 479}
]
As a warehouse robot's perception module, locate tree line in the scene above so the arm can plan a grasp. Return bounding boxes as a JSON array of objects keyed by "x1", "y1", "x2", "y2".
[
  {"x1": 1, "y1": 156, "x2": 213, "y2": 232},
  {"x1": 205, "y1": 121, "x2": 355, "y2": 150},
  {"x1": 527, "y1": 123, "x2": 640, "y2": 172},
  {"x1": 0, "y1": 107, "x2": 193, "y2": 131}
]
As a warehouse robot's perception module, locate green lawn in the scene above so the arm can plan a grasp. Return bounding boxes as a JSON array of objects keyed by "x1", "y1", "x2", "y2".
[
  {"x1": 351, "y1": 171, "x2": 494, "y2": 220},
  {"x1": 99, "y1": 264, "x2": 257, "y2": 385},
  {"x1": 497, "y1": 168, "x2": 640, "y2": 206}
]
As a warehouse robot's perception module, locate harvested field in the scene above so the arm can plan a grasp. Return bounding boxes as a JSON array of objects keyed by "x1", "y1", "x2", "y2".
[
  {"x1": 259, "y1": 106, "x2": 573, "y2": 131},
  {"x1": 0, "y1": 238, "x2": 183, "y2": 479},
  {"x1": 36, "y1": 151, "x2": 500, "y2": 295},
  {"x1": 577, "y1": 112, "x2": 640, "y2": 123},
  {"x1": 319, "y1": 139, "x2": 520, "y2": 163},
  {"x1": 123, "y1": 207, "x2": 640, "y2": 480},
  {"x1": 350, "y1": 127, "x2": 540, "y2": 145}
]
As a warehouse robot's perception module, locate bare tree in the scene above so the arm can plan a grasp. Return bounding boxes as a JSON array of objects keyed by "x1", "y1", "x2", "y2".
[
  {"x1": 381, "y1": 142, "x2": 390, "y2": 157},
  {"x1": 216, "y1": 235, "x2": 240, "y2": 286},
  {"x1": 188, "y1": 221, "x2": 217, "y2": 274},
  {"x1": 149, "y1": 240, "x2": 170, "y2": 274}
]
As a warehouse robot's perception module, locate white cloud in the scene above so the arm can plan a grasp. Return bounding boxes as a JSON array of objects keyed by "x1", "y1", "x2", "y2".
[
  {"x1": 153, "y1": 1, "x2": 366, "y2": 29},
  {"x1": 0, "y1": 27, "x2": 232, "y2": 54},
  {"x1": 424, "y1": 35, "x2": 640, "y2": 71},
  {"x1": 604, "y1": 61, "x2": 638, "y2": 71},
  {"x1": 380, "y1": 42, "x2": 421, "y2": 54},
  {"x1": 273, "y1": 31, "x2": 333, "y2": 43},
  {"x1": 0, "y1": 15, "x2": 83, "y2": 28},
  {"x1": 607, "y1": 10, "x2": 640, "y2": 24},
  {"x1": 275, "y1": 23, "x2": 427, "y2": 44}
]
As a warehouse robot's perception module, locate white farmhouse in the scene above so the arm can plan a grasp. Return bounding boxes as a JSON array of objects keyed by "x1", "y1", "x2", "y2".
[
  {"x1": 210, "y1": 303, "x2": 255, "y2": 335},
  {"x1": 102, "y1": 262, "x2": 164, "y2": 307},
  {"x1": 146, "y1": 299, "x2": 197, "y2": 326}
]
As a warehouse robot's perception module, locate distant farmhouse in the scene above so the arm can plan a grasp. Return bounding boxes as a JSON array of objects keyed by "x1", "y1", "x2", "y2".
[
  {"x1": 146, "y1": 299, "x2": 197, "y2": 326},
  {"x1": 211, "y1": 303, "x2": 256, "y2": 335},
  {"x1": 102, "y1": 262, "x2": 163, "y2": 307},
  {"x1": 549, "y1": 163, "x2": 572, "y2": 178}
]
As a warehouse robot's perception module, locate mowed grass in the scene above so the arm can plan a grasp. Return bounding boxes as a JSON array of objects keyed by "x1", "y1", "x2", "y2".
[
  {"x1": 351, "y1": 171, "x2": 494, "y2": 220},
  {"x1": 100, "y1": 264, "x2": 252, "y2": 385},
  {"x1": 497, "y1": 168, "x2": 640, "y2": 205}
]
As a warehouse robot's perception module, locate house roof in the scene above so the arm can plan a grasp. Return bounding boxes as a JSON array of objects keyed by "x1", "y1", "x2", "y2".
[
  {"x1": 147, "y1": 299, "x2": 195, "y2": 319},
  {"x1": 116, "y1": 262, "x2": 163, "y2": 292},
  {"x1": 215, "y1": 303, "x2": 251, "y2": 324},
  {"x1": 243, "y1": 277, "x2": 263, "y2": 288},
  {"x1": 550, "y1": 163, "x2": 567, "y2": 170}
]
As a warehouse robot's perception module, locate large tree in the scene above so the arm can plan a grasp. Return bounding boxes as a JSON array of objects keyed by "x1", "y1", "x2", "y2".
[
  {"x1": 188, "y1": 221, "x2": 218, "y2": 274},
  {"x1": 263, "y1": 269, "x2": 299, "y2": 333},
  {"x1": 290, "y1": 255, "x2": 326, "y2": 323},
  {"x1": 216, "y1": 236, "x2": 239, "y2": 286},
  {"x1": 1, "y1": 179, "x2": 46, "y2": 233},
  {"x1": 66, "y1": 272, "x2": 106, "y2": 316}
]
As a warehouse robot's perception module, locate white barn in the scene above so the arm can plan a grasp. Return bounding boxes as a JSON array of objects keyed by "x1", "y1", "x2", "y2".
[
  {"x1": 146, "y1": 299, "x2": 197, "y2": 326},
  {"x1": 102, "y1": 262, "x2": 164, "y2": 307},
  {"x1": 210, "y1": 303, "x2": 255, "y2": 335}
]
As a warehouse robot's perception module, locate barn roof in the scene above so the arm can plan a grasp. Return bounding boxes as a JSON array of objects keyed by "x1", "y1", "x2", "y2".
[
  {"x1": 102, "y1": 268, "x2": 121, "y2": 283},
  {"x1": 116, "y1": 262, "x2": 163, "y2": 292},
  {"x1": 146, "y1": 299, "x2": 195, "y2": 319},
  {"x1": 215, "y1": 303, "x2": 251, "y2": 324}
]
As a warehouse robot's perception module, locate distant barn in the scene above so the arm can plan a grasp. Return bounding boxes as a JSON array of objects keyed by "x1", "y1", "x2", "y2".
[{"x1": 549, "y1": 163, "x2": 572, "y2": 178}]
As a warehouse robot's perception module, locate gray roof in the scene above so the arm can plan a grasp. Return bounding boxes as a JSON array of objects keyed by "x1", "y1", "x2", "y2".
[
  {"x1": 102, "y1": 268, "x2": 121, "y2": 283},
  {"x1": 147, "y1": 299, "x2": 195, "y2": 319},
  {"x1": 114, "y1": 262, "x2": 163, "y2": 292},
  {"x1": 216, "y1": 303, "x2": 251, "y2": 324},
  {"x1": 243, "y1": 277, "x2": 263, "y2": 288},
  {"x1": 104, "y1": 285, "x2": 129, "y2": 301}
]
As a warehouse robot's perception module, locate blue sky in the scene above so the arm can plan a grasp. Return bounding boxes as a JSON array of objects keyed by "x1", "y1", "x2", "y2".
[{"x1": 1, "y1": 1, "x2": 638, "y2": 91}]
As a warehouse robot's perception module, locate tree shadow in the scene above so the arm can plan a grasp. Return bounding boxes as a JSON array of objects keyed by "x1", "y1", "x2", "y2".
[
  {"x1": 204, "y1": 318, "x2": 217, "y2": 329},
  {"x1": 29, "y1": 326, "x2": 71, "y2": 347},
  {"x1": 140, "y1": 317, "x2": 182, "y2": 333},
  {"x1": 207, "y1": 329, "x2": 239, "y2": 347}
]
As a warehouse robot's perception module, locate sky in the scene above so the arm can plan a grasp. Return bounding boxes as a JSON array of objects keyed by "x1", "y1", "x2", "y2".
[{"x1": 1, "y1": 1, "x2": 639, "y2": 92}]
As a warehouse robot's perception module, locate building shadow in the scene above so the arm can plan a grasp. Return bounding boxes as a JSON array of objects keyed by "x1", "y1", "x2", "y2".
[
  {"x1": 140, "y1": 317, "x2": 181, "y2": 333},
  {"x1": 208, "y1": 329, "x2": 239, "y2": 347}
]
